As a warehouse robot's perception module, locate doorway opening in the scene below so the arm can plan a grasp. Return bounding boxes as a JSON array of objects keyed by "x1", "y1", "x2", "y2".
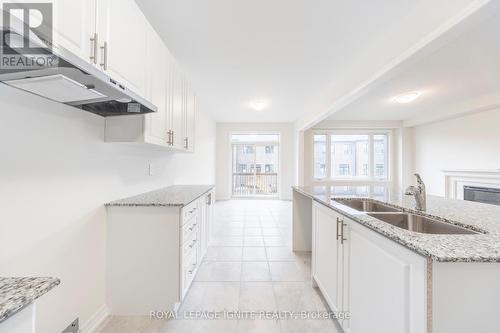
[{"x1": 231, "y1": 133, "x2": 280, "y2": 198}]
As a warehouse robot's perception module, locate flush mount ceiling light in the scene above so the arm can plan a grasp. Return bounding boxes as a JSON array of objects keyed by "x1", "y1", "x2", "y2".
[
  {"x1": 250, "y1": 100, "x2": 268, "y2": 111},
  {"x1": 391, "y1": 91, "x2": 422, "y2": 104}
]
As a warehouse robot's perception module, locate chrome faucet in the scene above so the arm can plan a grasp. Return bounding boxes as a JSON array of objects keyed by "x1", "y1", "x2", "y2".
[{"x1": 405, "y1": 173, "x2": 426, "y2": 211}]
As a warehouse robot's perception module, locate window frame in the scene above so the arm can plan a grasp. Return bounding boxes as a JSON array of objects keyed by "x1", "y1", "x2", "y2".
[{"x1": 312, "y1": 129, "x2": 391, "y2": 183}]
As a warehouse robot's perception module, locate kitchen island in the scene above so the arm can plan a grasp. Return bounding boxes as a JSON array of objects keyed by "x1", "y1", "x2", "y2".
[{"x1": 293, "y1": 185, "x2": 500, "y2": 333}]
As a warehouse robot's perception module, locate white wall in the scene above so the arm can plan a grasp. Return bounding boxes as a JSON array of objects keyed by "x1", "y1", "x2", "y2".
[
  {"x1": 0, "y1": 85, "x2": 216, "y2": 333},
  {"x1": 413, "y1": 108, "x2": 500, "y2": 196},
  {"x1": 215, "y1": 123, "x2": 295, "y2": 201}
]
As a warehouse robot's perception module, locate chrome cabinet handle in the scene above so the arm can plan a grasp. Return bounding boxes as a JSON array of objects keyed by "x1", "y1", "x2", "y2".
[
  {"x1": 341, "y1": 221, "x2": 347, "y2": 245},
  {"x1": 100, "y1": 41, "x2": 108, "y2": 70},
  {"x1": 166, "y1": 130, "x2": 173, "y2": 145},
  {"x1": 172, "y1": 131, "x2": 175, "y2": 145},
  {"x1": 184, "y1": 137, "x2": 188, "y2": 150},
  {"x1": 336, "y1": 217, "x2": 341, "y2": 240},
  {"x1": 89, "y1": 33, "x2": 98, "y2": 64}
]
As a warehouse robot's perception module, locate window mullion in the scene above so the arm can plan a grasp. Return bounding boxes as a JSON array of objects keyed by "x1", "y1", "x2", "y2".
[
  {"x1": 326, "y1": 134, "x2": 331, "y2": 180},
  {"x1": 369, "y1": 134, "x2": 374, "y2": 179}
]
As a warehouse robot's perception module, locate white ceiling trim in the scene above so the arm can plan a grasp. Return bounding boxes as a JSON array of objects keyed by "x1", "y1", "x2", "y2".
[{"x1": 404, "y1": 93, "x2": 500, "y2": 127}]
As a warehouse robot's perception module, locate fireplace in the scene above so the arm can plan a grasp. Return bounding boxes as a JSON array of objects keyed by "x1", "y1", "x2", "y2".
[{"x1": 464, "y1": 186, "x2": 500, "y2": 206}]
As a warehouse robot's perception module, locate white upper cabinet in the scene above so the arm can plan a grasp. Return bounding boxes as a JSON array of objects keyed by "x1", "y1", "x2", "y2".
[
  {"x1": 144, "y1": 23, "x2": 167, "y2": 145},
  {"x1": 170, "y1": 65, "x2": 186, "y2": 150},
  {"x1": 51, "y1": 0, "x2": 96, "y2": 62},
  {"x1": 25, "y1": 0, "x2": 198, "y2": 151},
  {"x1": 96, "y1": 0, "x2": 147, "y2": 96},
  {"x1": 185, "y1": 86, "x2": 196, "y2": 152}
]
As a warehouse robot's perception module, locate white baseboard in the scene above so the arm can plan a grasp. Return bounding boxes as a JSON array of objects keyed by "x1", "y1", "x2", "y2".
[{"x1": 81, "y1": 304, "x2": 109, "y2": 333}]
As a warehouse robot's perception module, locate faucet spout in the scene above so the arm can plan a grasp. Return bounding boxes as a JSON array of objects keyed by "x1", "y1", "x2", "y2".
[{"x1": 405, "y1": 174, "x2": 427, "y2": 211}]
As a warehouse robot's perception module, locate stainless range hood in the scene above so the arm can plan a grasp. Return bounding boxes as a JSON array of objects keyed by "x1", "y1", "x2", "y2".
[{"x1": 0, "y1": 16, "x2": 156, "y2": 117}]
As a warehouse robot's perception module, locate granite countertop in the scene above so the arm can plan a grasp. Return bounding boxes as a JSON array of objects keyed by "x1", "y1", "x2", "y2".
[
  {"x1": 0, "y1": 277, "x2": 60, "y2": 323},
  {"x1": 293, "y1": 185, "x2": 500, "y2": 263},
  {"x1": 106, "y1": 185, "x2": 215, "y2": 207}
]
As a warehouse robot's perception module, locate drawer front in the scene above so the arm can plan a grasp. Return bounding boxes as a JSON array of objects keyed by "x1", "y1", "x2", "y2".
[
  {"x1": 182, "y1": 243, "x2": 198, "y2": 296},
  {"x1": 183, "y1": 200, "x2": 199, "y2": 223},
  {"x1": 182, "y1": 215, "x2": 199, "y2": 243},
  {"x1": 183, "y1": 227, "x2": 199, "y2": 257}
]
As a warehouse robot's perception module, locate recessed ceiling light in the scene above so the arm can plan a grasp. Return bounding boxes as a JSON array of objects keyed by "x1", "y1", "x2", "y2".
[
  {"x1": 250, "y1": 100, "x2": 268, "y2": 111},
  {"x1": 392, "y1": 91, "x2": 422, "y2": 104}
]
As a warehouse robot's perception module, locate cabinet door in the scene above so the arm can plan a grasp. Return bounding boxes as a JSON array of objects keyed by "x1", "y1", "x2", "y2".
[
  {"x1": 171, "y1": 65, "x2": 186, "y2": 149},
  {"x1": 346, "y1": 221, "x2": 426, "y2": 333},
  {"x1": 312, "y1": 202, "x2": 342, "y2": 312},
  {"x1": 184, "y1": 88, "x2": 196, "y2": 152},
  {"x1": 97, "y1": 0, "x2": 147, "y2": 96},
  {"x1": 144, "y1": 23, "x2": 167, "y2": 145},
  {"x1": 5, "y1": 0, "x2": 96, "y2": 63},
  {"x1": 52, "y1": 0, "x2": 96, "y2": 62}
]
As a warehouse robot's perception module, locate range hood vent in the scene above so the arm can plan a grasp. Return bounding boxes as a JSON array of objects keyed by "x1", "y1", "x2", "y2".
[{"x1": 0, "y1": 15, "x2": 156, "y2": 117}]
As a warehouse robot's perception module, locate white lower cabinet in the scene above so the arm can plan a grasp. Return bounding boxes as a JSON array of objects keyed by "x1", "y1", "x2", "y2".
[
  {"x1": 106, "y1": 191, "x2": 213, "y2": 314},
  {"x1": 312, "y1": 202, "x2": 426, "y2": 333}
]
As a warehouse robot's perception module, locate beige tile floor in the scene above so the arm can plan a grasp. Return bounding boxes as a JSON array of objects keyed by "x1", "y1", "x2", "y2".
[{"x1": 99, "y1": 200, "x2": 341, "y2": 333}]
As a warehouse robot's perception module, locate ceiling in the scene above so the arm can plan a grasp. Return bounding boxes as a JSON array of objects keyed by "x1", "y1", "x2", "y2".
[
  {"x1": 135, "y1": 0, "x2": 481, "y2": 123},
  {"x1": 327, "y1": 1, "x2": 500, "y2": 126}
]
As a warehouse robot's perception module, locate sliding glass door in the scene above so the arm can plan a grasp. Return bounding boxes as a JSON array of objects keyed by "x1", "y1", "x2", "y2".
[{"x1": 231, "y1": 134, "x2": 279, "y2": 197}]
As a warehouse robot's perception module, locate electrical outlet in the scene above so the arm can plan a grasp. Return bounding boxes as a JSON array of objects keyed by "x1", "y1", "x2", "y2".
[
  {"x1": 61, "y1": 318, "x2": 79, "y2": 333},
  {"x1": 149, "y1": 163, "x2": 153, "y2": 176}
]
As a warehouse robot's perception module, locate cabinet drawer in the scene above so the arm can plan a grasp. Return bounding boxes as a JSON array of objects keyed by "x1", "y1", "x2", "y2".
[
  {"x1": 182, "y1": 244, "x2": 198, "y2": 296},
  {"x1": 182, "y1": 215, "x2": 199, "y2": 243},
  {"x1": 183, "y1": 227, "x2": 199, "y2": 257},
  {"x1": 183, "y1": 200, "x2": 199, "y2": 223}
]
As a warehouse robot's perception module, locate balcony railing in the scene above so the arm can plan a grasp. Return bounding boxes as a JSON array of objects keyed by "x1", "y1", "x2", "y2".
[{"x1": 232, "y1": 173, "x2": 278, "y2": 196}]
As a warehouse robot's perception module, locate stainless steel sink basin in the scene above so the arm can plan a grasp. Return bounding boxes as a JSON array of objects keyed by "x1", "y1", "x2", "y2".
[
  {"x1": 367, "y1": 213, "x2": 478, "y2": 235},
  {"x1": 334, "y1": 199, "x2": 401, "y2": 213}
]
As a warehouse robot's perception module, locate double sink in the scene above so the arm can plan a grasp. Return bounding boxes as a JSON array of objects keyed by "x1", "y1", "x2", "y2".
[{"x1": 333, "y1": 199, "x2": 478, "y2": 235}]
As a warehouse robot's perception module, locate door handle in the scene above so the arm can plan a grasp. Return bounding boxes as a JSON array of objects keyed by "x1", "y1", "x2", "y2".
[
  {"x1": 100, "y1": 41, "x2": 108, "y2": 70},
  {"x1": 89, "y1": 33, "x2": 98, "y2": 64}
]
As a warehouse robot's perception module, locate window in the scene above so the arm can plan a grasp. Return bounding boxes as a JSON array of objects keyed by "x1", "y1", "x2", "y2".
[
  {"x1": 256, "y1": 165, "x2": 262, "y2": 173},
  {"x1": 265, "y1": 164, "x2": 274, "y2": 173},
  {"x1": 331, "y1": 135, "x2": 369, "y2": 178},
  {"x1": 245, "y1": 146, "x2": 254, "y2": 154},
  {"x1": 338, "y1": 164, "x2": 350, "y2": 176},
  {"x1": 362, "y1": 164, "x2": 368, "y2": 176},
  {"x1": 313, "y1": 134, "x2": 327, "y2": 179},
  {"x1": 265, "y1": 146, "x2": 274, "y2": 154},
  {"x1": 313, "y1": 132, "x2": 389, "y2": 180},
  {"x1": 373, "y1": 134, "x2": 388, "y2": 179}
]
